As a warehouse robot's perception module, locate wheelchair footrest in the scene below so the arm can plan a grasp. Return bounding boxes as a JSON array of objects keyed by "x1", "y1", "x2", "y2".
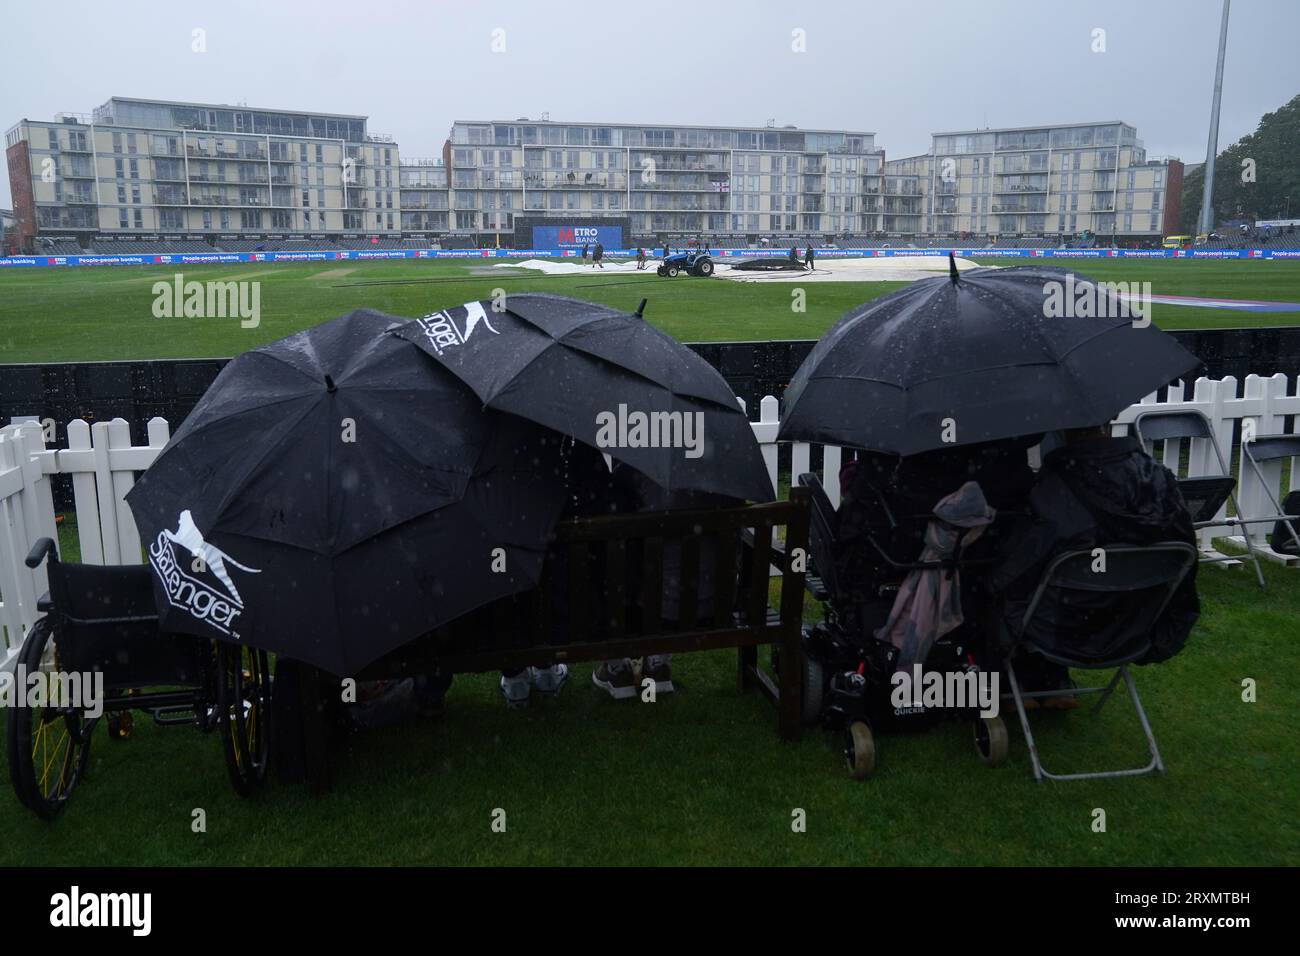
[{"x1": 150, "y1": 706, "x2": 201, "y2": 726}]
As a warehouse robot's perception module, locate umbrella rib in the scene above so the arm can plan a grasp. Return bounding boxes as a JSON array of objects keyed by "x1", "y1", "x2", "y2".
[
  {"x1": 207, "y1": 399, "x2": 324, "y2": 533},
  {"x1": 156, "y1": 393, "x2": 313, "y2": 461}
]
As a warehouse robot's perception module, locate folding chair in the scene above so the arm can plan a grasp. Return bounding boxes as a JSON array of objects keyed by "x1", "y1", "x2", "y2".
[
  {"x1": 1240, "y1": 434, "x2": 1300, "y2": 559},
  {"x1": 1131, "y1": 409, "x2": 1266, "y2": 588},
  {"x1": 1001, "y1": 541, "x2": 1198, "y2": 782}
]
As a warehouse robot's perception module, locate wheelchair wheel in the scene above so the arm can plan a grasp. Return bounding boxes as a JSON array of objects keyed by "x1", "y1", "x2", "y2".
[
  {"x1": 6, "y1": 618, "x2": 97, "y2": 818},
  {"x1": 217, "y1": 643, "x2": 272, "y2": 796},
  {"x1": 844, "y1": 720, "x2": 876, "y2": 780},
  {"x1": 974, "y1": 715, "x2": 1009, "y2": 767}
]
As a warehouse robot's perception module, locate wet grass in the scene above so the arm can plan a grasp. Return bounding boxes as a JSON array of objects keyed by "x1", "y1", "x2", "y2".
[
  {"x1": 1, "y1": 258, "x2": 1298, "y2": 364},
  {"x1": 0, "y1": 554, "x2": 1295, "y2": 866}
]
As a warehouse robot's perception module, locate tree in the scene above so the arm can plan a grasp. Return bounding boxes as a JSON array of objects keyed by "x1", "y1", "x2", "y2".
[{"x1": 1179, "y1": 94, "x2": 1300, "y2": 233}]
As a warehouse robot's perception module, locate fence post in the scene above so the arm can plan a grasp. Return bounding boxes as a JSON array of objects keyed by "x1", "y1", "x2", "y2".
[
  {"x1": 63, "y1": 420, "x2": 106, "y2": 564},
  {"x1": 108, "y1": 418, "x2": 143, "y2": 564},
  {"x1": 822, "y1": 445, "x2": 843, "y2": 508},
  {"x1": 0, "y1": 431, "x2": 40, "y2": 666}
]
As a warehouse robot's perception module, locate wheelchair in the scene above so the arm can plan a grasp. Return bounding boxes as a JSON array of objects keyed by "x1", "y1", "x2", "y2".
[
  {"x1": 7, "y1": 538, "x2": 271, "y2": 818},
  {"x1": 790, "y1": 472, "x2": 1012, "y2": 780}
]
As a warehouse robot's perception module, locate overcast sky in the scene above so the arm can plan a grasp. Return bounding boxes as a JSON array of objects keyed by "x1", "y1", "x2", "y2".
[{"x1": 3, "y1": 0, "x2": 1297, "y2": 209}]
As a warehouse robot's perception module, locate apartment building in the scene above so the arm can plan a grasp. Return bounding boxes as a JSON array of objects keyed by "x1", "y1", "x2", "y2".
[
  {"x1": 5, "y1": 97, "x2": 402, "y2": 250},
  {"x1": 886, "y1": 121, "x2": 1183, "y2": 240}
]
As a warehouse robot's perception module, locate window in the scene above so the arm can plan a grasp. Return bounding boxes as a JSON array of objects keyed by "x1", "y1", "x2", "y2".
[
  {"x1": 132, "y1": 186, "x2": 141, "y2": 204},
  {"x1": 203, "y1": 211, "x2": 212, "y2": 229},
  {"x1": 115, "y1": 159, "x2": 124, "y2": 178},
  {"x1": 129, "y1": 159, "x2": 139, "y2": 178},
  {"x1": 133, "y1": 209, "x2": 143, "y2": 228},
  {"x1": 315, "y1": 144, "x2": 323, "y2": 163},
  {"x1": 318, "y1": 189, "x2": 325, "y2": 208},
  {"x1": 272, "y1": 210, "x2": 292, "y2": 229},
  {"x1": 160, "y1": 209, "x2": 182, "y2": 229},
  {"x1": 117, "y1": 185, "x2": 126, "y2": 204},
  {"x1": 112, "y1": 132, "x2": 122, "y2": 153},
  {"x1": 119, "y1": 209, "x2": 128, "y2": 228}
]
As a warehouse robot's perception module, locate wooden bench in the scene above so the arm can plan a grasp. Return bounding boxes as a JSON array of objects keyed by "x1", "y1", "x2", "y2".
[{"x1": 277, "y1": 489, "x2": 810, "y2": 791}]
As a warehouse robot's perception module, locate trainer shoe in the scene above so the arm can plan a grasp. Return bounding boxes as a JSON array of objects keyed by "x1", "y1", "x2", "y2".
[
  {"x1": 592, "y1": 659, "x2": 638, "y2": 700},
  {"x1": 499, "y1": 671, "x2": 532, "y2": 709},
  {"x1": 530, "y1": 663, "x2": 569, "y2": 698},
  {"x1": 642, "y1": 654, "x2": 675, "y2": 695}
]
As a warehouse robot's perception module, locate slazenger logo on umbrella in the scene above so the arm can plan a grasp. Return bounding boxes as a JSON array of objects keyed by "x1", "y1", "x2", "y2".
[
  {"x1": 414, "y1": 300, "x2": 499, "y2": 355},
  {"x1": 147, "y1": 510, "x2": 260, "y2": 635}
]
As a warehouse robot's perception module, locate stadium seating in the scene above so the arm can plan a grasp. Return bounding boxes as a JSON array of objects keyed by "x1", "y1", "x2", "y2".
[
  {"x1": 90, "y1": 239, "x2": 217, "y2": 254},
  {"x1": 33, "y1": 236, "x2": 85, "y2": 255}
]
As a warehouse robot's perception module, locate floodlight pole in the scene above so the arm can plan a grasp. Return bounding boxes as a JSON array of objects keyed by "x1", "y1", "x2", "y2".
[{"x1": 1198, "y1": 0, "x2": 1231, "y2": 235}]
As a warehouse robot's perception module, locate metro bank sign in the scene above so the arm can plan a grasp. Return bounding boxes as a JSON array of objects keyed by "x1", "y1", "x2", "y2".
[
  {"x1": 534, "y1": 224, "x2": 622, "y2": 249},
  {"x1": 557, "y1": 226, "x2": 601, "y2": 243}
]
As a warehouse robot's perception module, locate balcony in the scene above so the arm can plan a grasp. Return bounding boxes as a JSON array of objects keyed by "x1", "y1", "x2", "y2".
[
  {"x1": 216, "y1": 150, "x2": 268, "y2": 162},
  {"x1": 60, "y1": 167, "x2": 95, "y2": 180},
  {"x1": 64, "y1": 194, "x2": 96, "y2": 205},
  {"x1": 995, "y1": 183, "x2": 1048, "y2": 193}
]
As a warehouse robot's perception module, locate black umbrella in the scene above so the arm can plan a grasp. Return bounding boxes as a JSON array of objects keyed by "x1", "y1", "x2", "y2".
[
  {"x1": 778, "y1": 260, "x2": 1201, "y2": 455},
  {"x1": 126, "y1": 309, "x2": 572, "y2": 676},
  {"x1": 391, "y1": 293, "x2": 773, "y2": 502}
]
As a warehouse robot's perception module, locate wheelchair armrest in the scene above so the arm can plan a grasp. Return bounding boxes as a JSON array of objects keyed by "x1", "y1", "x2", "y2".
[
  {"x1": 26, "y1": 537, "x2": 56, "y2": 570},
  {"x1": 36, "y1": 592, "x2": 52, "y2": 613}
]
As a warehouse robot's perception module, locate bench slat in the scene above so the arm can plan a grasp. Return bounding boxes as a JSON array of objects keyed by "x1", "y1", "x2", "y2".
[
  {"x1": 606, "y1": 538, "x2": 627, "y2": 637},
  {"x1": 642, "y1": 536, "x2": 663, "y2": 636},
  {"x1": 679, "y1": 533, "x2": 700, "y2": 631}
]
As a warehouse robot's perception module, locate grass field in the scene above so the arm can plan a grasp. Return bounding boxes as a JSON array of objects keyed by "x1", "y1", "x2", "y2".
[
  {"x1": 1, "y1": 256, "x2": 1298, "y2": 866},
  {"x1": 0, "y1": 551, "x2": 1296, "y2": 866},
  {"x1": 1, "y1": 258, "x2": 1299, "y2": 364}
]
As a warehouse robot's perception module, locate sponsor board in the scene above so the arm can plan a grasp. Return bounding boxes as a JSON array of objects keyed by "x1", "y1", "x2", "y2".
[{"x1": 4, "y1": 247, "x2": 1299, "y2": 267}]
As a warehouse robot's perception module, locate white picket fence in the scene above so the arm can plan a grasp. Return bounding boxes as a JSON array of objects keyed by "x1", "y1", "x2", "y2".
[
  {"x1": 0, "y1": 417, "x2": 171, "y2": 672},
  {"x1": 1, "y1": 373, "x2": 1297, "y2": 672}
]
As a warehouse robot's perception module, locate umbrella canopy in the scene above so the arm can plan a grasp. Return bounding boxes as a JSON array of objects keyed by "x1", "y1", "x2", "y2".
[
  {"x1": 778, "y1": 261, "x2": 1202, "y2": 456},
  {"x1": 126, "y1": 309, "x2": 572, "y2": 675},
  {"x1": 391, "y1": 293, "x2": 773, "y2": 502}
]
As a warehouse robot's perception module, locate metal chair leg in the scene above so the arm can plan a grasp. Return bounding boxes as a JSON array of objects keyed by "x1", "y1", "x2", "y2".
[
  {"x1": 1121, "y1": 665, "x2": 1165, "y2": 775},
  {"x1": 1004, "y1": 662, "x2": 1045, "y2": 783},
  {"x1": 1090, "y1": 668, "x2": 1124, "y2": 715}
]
